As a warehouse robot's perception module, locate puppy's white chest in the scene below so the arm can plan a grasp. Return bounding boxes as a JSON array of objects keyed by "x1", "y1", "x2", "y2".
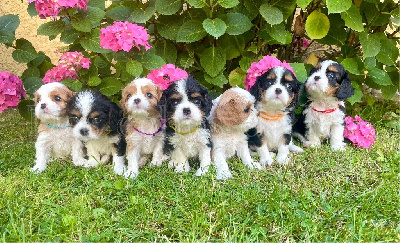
[
  {"x1": 172, "y1": 128, "x2": 210, "y2": 158},
  {"x1": 45, "y1": 128, "x2": 74, "y2": 158},
  {"x1": 86, "y1": 135, "x2": 118, "y2": 155},
  {"x1": 305, "y1": 106, "x2": 344, "y2": 138},
  {"x1": 257, "y1": 116, "x2": 291, "y2": 150}
]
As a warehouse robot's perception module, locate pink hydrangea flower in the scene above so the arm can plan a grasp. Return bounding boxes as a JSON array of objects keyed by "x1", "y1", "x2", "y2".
[
  {"x1": 344, "y1": 115, "x2": 375, "y2": 149},
  {"x1": 43, "y1": 51, "x2": 90, "y2": 83},
  {"x1": 147, "y1": 64, "x2": 188, "y2": 90},
  {"x1": 0, "y1": 71, "x2": 26, "y2": 113},
  {"x1": 100, "y1": 21, "x2": 152, "y2": 52},
  {"x1": 244, "y1": 56, "x2": 295, "y2": 91},
  {"x1": 302, "y1": 38, "x2": 310, "y2": 48},
  {"x1": 28, "y1": 0, "x2": 87, "y2": 19}
]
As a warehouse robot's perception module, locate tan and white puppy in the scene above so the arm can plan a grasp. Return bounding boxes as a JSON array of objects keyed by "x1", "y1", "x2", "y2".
[
  {"x1": 120, "y1": 78, "x2": 167, "y2": 179},
  {"x1": 209, "y1": 87, "x2": 261, "y2": 180},
  {"x1": 31, "y1": 82, "x2": 82, "y2": 173}
]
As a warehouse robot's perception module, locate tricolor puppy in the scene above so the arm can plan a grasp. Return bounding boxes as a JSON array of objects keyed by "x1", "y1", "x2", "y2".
[
  {"x1": 68, "y1": 90, "x2": 126, "y2": 175},
  {"x1": 248, "y1": 66, "x2": 303, "y2": 166},
  {"x1": 209, "y1": 87, "x2": 261, "y2": 180},
  {"x1": 158, "y1": 77, "x2": 212, "y2": 176},
  {"x1": 31, "y1": 82, "x2": 81, "y2": 173},
  {"x1": 293, "y1": 60, "x2": 354, "y2": 150},
  {"x1": 120, "y1": 78, "x2": 166, "y2": 179}
]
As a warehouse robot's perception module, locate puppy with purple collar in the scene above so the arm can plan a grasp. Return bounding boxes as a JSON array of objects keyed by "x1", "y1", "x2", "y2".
[
  {"x1": 293, "y1": 60, "x2": 354, "y2": 151},
  {"x1": 209, "y1": 87, "x2": 261, "y2": 180},
  {"x1": 120, "y1": 78, "x2": 167, "y2": 179},
  {"x1": 31, "y1": 82, "x2": 83, "y2": 173},
  {"x1": 158, "y1": 77, "x2": 212, "y2": 176},
  {"x1": 247, "y1": 66, "x2": 303, "y2": 166}
]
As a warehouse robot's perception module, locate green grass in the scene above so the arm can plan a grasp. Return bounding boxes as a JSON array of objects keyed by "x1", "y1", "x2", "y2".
[{"x1": 0, "y1": 102, "x2": 399, "y2": 242}]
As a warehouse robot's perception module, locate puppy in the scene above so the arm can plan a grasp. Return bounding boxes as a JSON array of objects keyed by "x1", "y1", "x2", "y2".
[
  {"x1": 209, "y1": 87, "x2": 261, "y2": 180},
  {"x1": 158, "y1": 77, "x2": 212, "y2": 176},
  {"x1": 120, "y1": 78, "x2": 167, "y2": 179},
  {"x1": 68, "y1": 90, "x2": 126, "y2": 175},
  {"x1": 31, "y1": 82, "x2": 81, "y2": 173},
  {"x1": 293, "y1": 60, "x2": 354, "y2": 151},
  {"x1": 248, "y1": 66, "x2": 302, "y2": 166}
]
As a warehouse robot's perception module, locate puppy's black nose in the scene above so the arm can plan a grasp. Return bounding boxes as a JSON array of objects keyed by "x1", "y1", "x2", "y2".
[
  {"x1": 134, "y1": 98, "x2": 141, "y2": 104},
  {"x1": 183, "y1": 108, "x2": 191, "y2": 115},
  {"x1": 40, "y1": 103, "x2": 46, "y2": 109},
  {"x1": 80, "y1": 128, "x2": 89, "y2": 136},
  {"x1": 275, "y1": 88, "x2": 282, "y2": 95},
  {"x1": 314, "y1": 76, "x2": 321, "y2": 81}
]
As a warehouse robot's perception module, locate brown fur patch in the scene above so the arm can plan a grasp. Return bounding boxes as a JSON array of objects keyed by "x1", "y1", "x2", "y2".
[
  {"x1": 34, "y1": 93, "x2": 41, "y2": 105},
  {"x1": 215, "y1": 89, "x2": 252, "y2": 127},
  {"x1": 327, "y1": 65, "x2": 338, "y2": 73},
  {"x1": 190, "y1": 92, "x2": 201, "y2": 98},
  {"x1": 91, "y1": 124, "x2": 106, "y2": 137},
  {"x1": 120, "y1": 83, "x2": 138, "y2": 113},
  {"x1": 49, "y1": 87, "x2": 74, "y2": 116},
  {"x1": 314, "y1": 62, "x2": 322, "y2": 70},
  {"x1": 325, "y1": 85, "x2": 339, "y2": 96},
  {"x1": 37, "y1": 122, "x2": 51, "y2": 133},
  {"x1": 89, "y1": 111, "x2": 100, "y2": 118},
  {"x1": 266, "y1": 72, "x2": 277, "y2": 80},
  {"x1": 70, "y1": 110, "x2": 81, "y2": 117},
  {"x1": 141, "y1": 84, "x2": 162, "y2": 116},
  {"x1": 171, "y1": 93, "x2": 183, "y2": 100},
  {"x1": 284, "y1": 73, "x2": 294, "y2": 81}
]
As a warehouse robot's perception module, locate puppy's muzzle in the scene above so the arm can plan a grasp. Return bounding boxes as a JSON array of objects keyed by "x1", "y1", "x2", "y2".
[
  {"x1": 80, "y1": 128, "x2": 89, "y2": 136},
  {"x1": 134, "y1": 98, "x2": 141, "y2": 104},
  {"x1": 183, "y1": 107, "x2": 191, "y2": 116},
  {"x1": 41, "y1": 103, "x2": 46, "y2": 109},
  {"x1": 275, "y1": 88, "x2": 282, "y2": 95},
  {"x1": 314, "y1": 76, "x2": 321, "y2": 81}
]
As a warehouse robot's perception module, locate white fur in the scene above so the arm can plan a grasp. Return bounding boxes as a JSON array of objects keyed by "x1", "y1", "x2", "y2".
[{"x1": 209, "y1": 88, "x2": 261, "y2": 181}]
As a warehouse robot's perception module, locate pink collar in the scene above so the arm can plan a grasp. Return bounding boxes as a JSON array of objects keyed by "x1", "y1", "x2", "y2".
[{"x1": 312, "y1": 105, "x2": 340, "y2": 114}]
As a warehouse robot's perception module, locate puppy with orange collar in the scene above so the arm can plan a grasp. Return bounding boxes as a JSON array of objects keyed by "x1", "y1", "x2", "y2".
[{"x1": 209, "y1": 87, "x2": 261, "y2": 180}]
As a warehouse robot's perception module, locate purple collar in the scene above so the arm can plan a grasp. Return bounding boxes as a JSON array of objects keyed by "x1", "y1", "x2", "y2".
[{"x1": 133, "y1": 118, "x2": 164, "y2": 136}]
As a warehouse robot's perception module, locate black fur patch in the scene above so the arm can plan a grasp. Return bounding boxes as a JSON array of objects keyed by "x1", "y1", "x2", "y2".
[
  {"x1": 246, "y1": 128, "x2": 263, "y2": 148},
  {"x1": 283, "y1": 133, "x2": 291, "y2": 145}
]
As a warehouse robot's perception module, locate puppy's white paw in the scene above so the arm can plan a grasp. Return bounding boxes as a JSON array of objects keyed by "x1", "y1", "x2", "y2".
[
  {"x1": 260, "y1": 156, "x2": 274, "y2": 166},
  {"x1": 100, "y1": 155, "x2": 110, "y2": 164},
  {"x1": 149, "y1": 159, "x2": 163, "y2": 167},
  {"x1": 304, "y1": 141, "x2": 320, "y2": 148},
  {"x1": 276, "y1": 155, "x2": 290, "y2": 165},
  {"x1": 113, "y1": 164, "x2": 126, "y2": 176},
  {"x1": 194, "y1": 167, "x2": 208, "y2": 177},
  {"x1": 331, "y1": 143, "x2": 346, "y2": 151},
  {"x1": 289, "y1": 144, "x2": 304, "y2": 153},
  {"x1": 30, "y1": 163, "x2": 46, "y2": 173},
  {"x1": 251, "y1": 161, "x2": 262, "y2": 170},
  {"x1": 168, "y1": 160, "x2": 175, "y2": 169},
  {"x1": 72, "y1": 158, "x2": 86, "y2": 167},
  {"x1": 124, "y1": 169, "x2": 138, "y2": 179},
  {"x1": 216, "y1": 169, "x2": 232, "y2": 180},
  {"x1": 83, "y1": 159, "x2": 99, "y2": 168}
]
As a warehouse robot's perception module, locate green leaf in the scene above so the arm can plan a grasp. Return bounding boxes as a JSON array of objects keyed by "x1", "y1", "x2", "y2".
[
  {"x1": 106, "y1": 5, "x2": 132, "y2": 21},
  {"x1": 88, "y1": 0, "x2": 106, "y2": 10},
  {"x1": 27, "y1": 2, "x2": 38, "y2": 17},
  {"x1": 219, "y1": 34, "x2": 245, "y2": 60},
  {"x1": 176, "y1": 20, "x2": 207, "y2": 42},
  {"x1": 71, "y1": 7, "x2": 105, "y2": 32},
  {"x1": 381, "y1": 85, "x2": 397, "y2": 100},
  {"x1": 202, "y1": 18, "x2": 227, "y2": 38},
  {"x1": 305, "y1": 10, "x2": 330, "y2": 39},
  {"x1": 359, "y1": 32, "x2": 381, "y2": 58},
  {"x1": 364, "y1": 57, "x2": 376, "y2": 70},
  {"x1": 368, "y1": 68, "x2": 392, "y2": 86},
  {"x1": 88, "y1": 76, "x2": 102, "y2": 86},
  {"x1": 129, "y1": 7, "x2": 155, "y2": 23},
  {"x1": 239, "y1": 56, "x2": 253, "y2": 71},
  {"x1": 186, "y1": 0, "x2": 206, "y2": 8},
  {"x1": 157, "y1": 15, "x2": 183, "y2": 40},
  {"x1": 23, "y1": 77, "x2": 43, "y2": 95},
  {"x1": 225, "y1": 13, "x2": 252, "y2": 35},
  {"x1": 326, "y1": 0, "x2": 351, "y2": 14},
  {"x1": 17, "y1": 99, "x2": 35, "y2": 121},
  {"x1": 204, "y1": 73, "x2": 228, "y2": 88},
  {"x1": 218, "y1": 0, "x2": 239, "y2": 8},
  {"x1": 376, "y1": 37, "x2": 399, "y2": 66},
  {"x1": 228, "y1": 68, "x2": 246, "y2": 87},
  {"x1": 289, "y1": 63, "x2": 307, "y2": 83},
  {"x1": 341, "y1": 4, "x2": 364, "y2": 32},
  {"x1": 12, "y1": 38, "x2": 37, "y2": 63},
  {"x1": 60, "y1": 26, "x2": 79, "y2": 44},
  {"x1": 341, "y1": 58, "x2": 360, "y2": 75},
  {"x1": 21, "y1": 67, "x2": 40, "y2": 80},
  {"x1": 200, "y1": 46, "x2": 226, "y2": 77},
  {"x1": 297, "y1": 0, "x2": 312, "y2": 9},
  {"x1": 177, "y1": 52, "x2": 194, "y2": 69},
  {"x1": 347, "y1": 82, "x2": 362, "y2": 105},
  {"x1": 259, "y1": 3, "x2": 283, "y2": 25},
  {"x1": 154, "y1": 40, "x2": 177, "y2": 64},
  {"x1": 0, "y1": 14, "x2": 20, "y2": 43},
  {"x1": 265, "y1": 23, "x2": 291, "y2": 44},
  {"x1": 37, "y1": 20, "x2": 65, "y2": 36},
  {"x1": 140, "y1": 53, "x2": 166, "y2": 70},
  {"x1": 126, "y1": 60, "x2": 143, "y2": 77},
  {"x1": 80, "y1": 28, "x2": 111, "y2": 53},
  {"x1": 270, "y1": 0, "x2": 296, "y2": 19},
  {"x1": 99, "y1": 77, "x2": 124, "y2": 96},
  {"x1": 361, "y1": 2, "x2": 390, "y2": 27},
  {"x1": 62, "y1": 78, "x2": 82, "y2": 92},
  {"x1": 155, "y1": 0, "x2": 182, "y2": 15}
]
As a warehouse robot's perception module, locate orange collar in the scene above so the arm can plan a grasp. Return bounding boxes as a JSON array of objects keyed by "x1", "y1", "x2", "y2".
[{"x1": 258, "y1": 111, "x2": 285, "y2": 121}]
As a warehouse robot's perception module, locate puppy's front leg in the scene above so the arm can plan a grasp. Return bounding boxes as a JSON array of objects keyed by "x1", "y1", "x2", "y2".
[
  {"x1": 172, "y1": 148, "x2": 190, "y2": 173},
  {"x1": 195, "y1": 146, "x2": 211, "y2": 177},
  {"x1": 330, "y1": 123, "x2": 346, "y2": 151},
  {"x1": 276, "y1": 144, "x2": 290, "y2": 165},
  {"x1": 150, "y1": 139, "x2": 167, "y2": 167},
  {"x1": 237, "y1": 142, "x2": 261, "y2": 170},
  {"x1": 213, "y1": 147, "x2": 232, "y2": 180},
  {"x1": 85, "y1": 145, "x2": 101, "y2": 168},
  {"x1": 71, "y1": 140, "x2": 87, "y2": 166},
  {"x1": 257, "y1": 142, "x2": 274, "y2": 166},
  {"x1": 304, "y1": 126, "x2": 321, "y2": 148},
  {"x1": 30, "y1": 134, "x2": 51, "y2": 173},
  {"x1": 125, "y1": 144, "x2": 141, "y2": 178}
]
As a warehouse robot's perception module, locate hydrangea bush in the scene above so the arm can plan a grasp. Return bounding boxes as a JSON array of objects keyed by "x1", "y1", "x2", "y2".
[{"x1": 0, "y1": 0, "x2": 398, "y2": 117}]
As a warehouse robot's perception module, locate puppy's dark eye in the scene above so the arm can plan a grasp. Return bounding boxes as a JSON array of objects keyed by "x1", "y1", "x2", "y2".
[
  {"x1": 193, "y1": 99, "x2": 201, "y2": 105},
  {"x1": 69, "y1": 116, "x2": 79, "y2": 124},
  {"x1": 36, "y1": 98, "x2": 41, "y2": 103},
  {"x1": 244, "y1": 107, "x2": 250, "y2": 113},
  {"x1": 147, "y1": 93, "x2": 153, "y2": 98},
  {"x1": 266, "y1": 81, "x2": 273, "y2": 86},
  {"x1": 285, "y1": 83, "x2": 292, "y2": 89},
  {"x1": 54, "y1": 96, "x2": 61, "y2": 102},
  {"x1": 92, "y1": 117, "x2": 101, "y2": 124},
  {"x1": 173, "y1": 100, "x2": 179, "y2": 105},
  {"x1": 127, "y1": 94, "x2": 132, "y2": 99},
  {"x1": 327, "y1": 72, "x2": 335, "y2": 79}
]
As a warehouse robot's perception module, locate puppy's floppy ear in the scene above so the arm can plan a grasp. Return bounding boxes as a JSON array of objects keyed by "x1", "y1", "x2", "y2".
[
  {"x1": 157, "y1": 89, "x2": 169, "y2": 119},
  {"x1": 201, "y1": 85, "x2": 213, "y2": 117},
  {"x1": 119, "y1": 89, "x2": 128, "y2": 114},
  {"x1": 109, "y1": 102, "x2": 124, "y2": 134},
  {"x1": 336, "y1": 70, "x2": 354, "y2": 101},
  {"x1": 292, "y1": 80, "x2": 302, "y2": 108},
  {"x1": 249, "y1": 79, "x2": 262, "y2": 102}
]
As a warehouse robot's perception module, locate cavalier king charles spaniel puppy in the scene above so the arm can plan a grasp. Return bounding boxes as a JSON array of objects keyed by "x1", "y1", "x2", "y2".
[
  {"x1": 68, "y1": 90, "x2": 126, "y2": 175},
  {"x1": 247, "y1": 66, "x2": 303, "y2": 166},
  {"x1": 209, "y1": 87, "x2": 261, "y2": 180},
  {"x1": 293, "y1": 60, "x2": 354, "y2": 151},
  {"x1": 31, "y1": 82, "x2": 81, "y2": 173},
  {"x1": 120, "y1": 78, "x2": 167, "y2": 179},
  {"x1": 158, "y1": 77, "x2": 212, "y2": 176}
]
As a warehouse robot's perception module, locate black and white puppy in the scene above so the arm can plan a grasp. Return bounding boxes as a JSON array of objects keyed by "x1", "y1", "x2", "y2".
[
  {"x1": 248, "y1": 66, "x2": 303, "y2": 166},
  {"x1": 158, "y1": 77, "x2": 212, "y2": 176},
  {"x1": 68, "y1": 90, "x2": 126, "y2": 175},
  {"x1": 293, "y1": 60, "x2": 354, "y2": 151}
]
